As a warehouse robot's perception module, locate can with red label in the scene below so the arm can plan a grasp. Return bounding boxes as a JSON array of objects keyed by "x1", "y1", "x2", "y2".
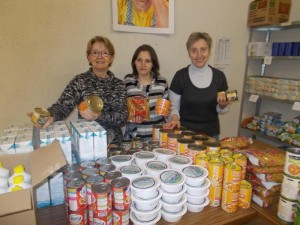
[
  {"x1": 111, "y1": 177, "x2": 131, "y2": 210},
  {"x1": 167, "y1": 133, "x2": 183, "y2": 151},
  {"x1": 80, "y1": 160, "x2": 96, "y2": 170},
  {"x1": 93, "y1": 209, "x2": 112, "y2": 225},
  {"x1": 92, "y1": 182, "x2": 112, "y2": 218},
  {"x1": 66, "y1": 178, "x2": 87, "y2": 212},
  {"x1": 112, "y1": 209, "x2": 130, "y2": 225},
  {"x1": 68, "y1": 208, "x2": 88, "y2": 225},
  {"x1": 82, "y1": 167, "x2": 100, "y2": 180},
  {"x1": 104, "y1": 171, "x2": 122, "y2": 184}
]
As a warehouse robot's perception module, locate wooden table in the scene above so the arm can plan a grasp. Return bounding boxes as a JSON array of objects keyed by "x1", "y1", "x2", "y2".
[{"x1": 37, "y1": 204, "x2": 257, "y2": 225}]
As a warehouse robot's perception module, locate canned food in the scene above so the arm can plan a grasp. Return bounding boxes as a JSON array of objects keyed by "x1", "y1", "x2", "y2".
[
  {"x1": 99, "y1": 164, "x2": 116, "y2": 176},
  {"x1": 152, "y1": 124, "x2": 163, "y2": 141},
  {"x1": 112, "y1": 209, "x2": 130, "y2": 225},
  {"x1": 220, "y1": 156, "x2": 234, "y2": 165},
  {"x1": 121, "y1": 140, "x2": 132, "y2": 152},
  {"x1": 194, "y1": 154, "x2": 210, "y2": 169},
  {"x1": 80, "y1": 160, "x2": 96, "y2": 170},
  {"x1": 221, "y1": 189, "x2": 239, "y2": 213},
  {"x1": 68, "y1": 208, "x2": 88, "y2": 225},
  {"x1": 208, "y1": 158, "x2": 224, "y2": 187},
  {"x1": 233, "y1": 153, "x2": 247, "y2": 180},
  {"x1": 154, "y1": 98, "x2": 171, "y2": 116},
  {"x1": 82, "y1": 167, "x2": 99, "y2": 180},
  {"x1": 62, "y1": 164, "x2": 81, "y2": 174},
  {"x1": 86, "y1": 174, "x2": 104, "y2": 206},
  {"x1": 111, "y1": 177, "x2": 131, "y2": 210},
  {"x1": 192, "y1": 135, "x2": 209, "y2": 145},
  {"x1": 207, "y1": 151, "x2": 221, "y2": 160},
  {"x1": 284, "y1": 148, "x2": 300, "y2": 178},
  {"x1": 78, "y1": 95, "x2": 104, "y2": 113},
  {"x1": 173, "y1": 126, "x2": 187, "y2": 134},
  {"x1": 220, "y1": 149, "x2": 233, "y2": 157},
  {"x1": 159, "y1": 129, "x2": 175, "y2": 148},
  {"x1": 104, "y1": 171, "x2": 122, "y2": 184},
  {"x1": 218, "y1": 90, "x2": 238, "y2": 101},
  {"x1": 92, "y1": 209, "x2": 112, "y2": 225},
  {"x1": 167, "y1": 133, "x2": 183, "y2": 151},
  {"x1": 277, "y1": 195, "x2": 298, "y2": 222},
  {"x1": 203, "y1": 141, "x2": 221, "y2": 153},
  {"x1": 238, "y1": 180, "x2": 252, "y2": 209},
  {"x1": 92, "y1": 182, "x2": 112, "y2": 218},
  {"x1": 187, "y1": 144, "x2": 207, "y2": 162},
  {"x1": 208, "y1": 184, "x2": 222, "y2": 207},
  {"x1": 95, "y1": 157, "x2": 112, "y2": 168},
  {"x1": 177, "y1": 138, "x2": 194, "y2": 155},
  {"x1": 147, "y1": 140, "x2": 160, "y2": 151},
  {"x1": 181, "y1": 130, "x2": 198, "y2": 139},
  {"x1": 31, "y1": 107, "x2": 51, "y2": 125},
  {"x1": 223, "y1": 162, "x2": 242, "y2": 192},
  {"x1": 281, "y1": 173, "x2": 300, "y2": 200},
  {"x1": 66, "y1": 178, "x2": 87, "y2": 212},
  {"x1": 132, "y1": 137, "x2": 144, "y2": 150}
]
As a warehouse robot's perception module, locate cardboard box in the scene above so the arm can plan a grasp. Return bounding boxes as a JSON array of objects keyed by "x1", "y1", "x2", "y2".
[
  {"x1": 248, "y1": 42, "x2": 272, "y2": 56},
  {"x1": 247, "y1": 0, "x2": 291, "y2": 27},
  {"x1": 0, "y1": 141, "x2": 67, "y2": 225}
]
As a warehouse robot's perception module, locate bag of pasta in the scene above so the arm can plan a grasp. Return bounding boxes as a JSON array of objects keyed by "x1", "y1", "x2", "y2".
[
  {"x1": 127, "y1": 95, "x2": 150, "y2": 122},
  {"x1": 244, "y1": 147, "x2": 285, "y2": 167}
]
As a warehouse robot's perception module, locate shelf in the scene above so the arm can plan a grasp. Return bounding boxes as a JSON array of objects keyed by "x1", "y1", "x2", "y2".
[
  {"x1": 248, "y1": 56, "x2": 300, "y2": 60},
  {"x1": 240, "y1": 127, "x2": 298, "y2": 148},
  {"x1": 244, "y1": 92, "x2": 297, "y2": 104},
  {"x1": 253, "y1": 21, "x2": 300, "y2": 31}
]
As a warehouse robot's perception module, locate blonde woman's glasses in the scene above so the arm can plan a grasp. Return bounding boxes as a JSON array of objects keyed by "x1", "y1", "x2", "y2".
[{"x1": 90, "y1": 51, "x2": 110, "y2": 57}]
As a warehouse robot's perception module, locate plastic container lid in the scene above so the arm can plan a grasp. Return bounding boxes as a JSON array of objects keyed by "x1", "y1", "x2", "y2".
[
  {"x1": 14, "y1": 164, "x2": 25, "y2": 174},
  {"x1": 13, "y1": 175, "x2": 24, "y2": 184},
  {"x1": 11, "y1": 185, "x2": 23, "y2": 192}
]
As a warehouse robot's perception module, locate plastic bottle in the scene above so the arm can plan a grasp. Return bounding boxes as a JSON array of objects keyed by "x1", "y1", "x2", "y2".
[
  {"x1": 0, "y1": 162, "x2": 9, "y2": 179},
  {"x1": 0, "y1": 176, "x2": 8, "y2": 189},
  {"x1": 7, "y1": 175, "x2": 31, "y2": 191},
  {"x1": 8, "y1": 164, "x2": 31, "y2": 185}
]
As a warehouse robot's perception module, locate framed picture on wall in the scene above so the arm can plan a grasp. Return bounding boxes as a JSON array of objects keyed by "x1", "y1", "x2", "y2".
[{"x1": 112, "y1": 0, "x2": 174, "y2": 34}]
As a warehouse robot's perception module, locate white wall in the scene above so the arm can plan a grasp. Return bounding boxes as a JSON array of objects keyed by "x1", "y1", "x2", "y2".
[{"x1": 0, "y1": 0, "x2": 299, "y2": 138}]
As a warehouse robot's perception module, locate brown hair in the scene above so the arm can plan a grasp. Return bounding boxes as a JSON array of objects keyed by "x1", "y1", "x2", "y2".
[{"x1": 186, "y1": 32, "x2": 212, "y2": 51}]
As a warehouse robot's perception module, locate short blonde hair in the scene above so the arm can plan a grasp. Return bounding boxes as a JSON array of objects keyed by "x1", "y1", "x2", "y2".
[
  {"x1": 186, "y1": 32, "x2": 212, "y2": 51},
  {"x1": 86, "y1": 36, "x2": 115, "y2": 57}
]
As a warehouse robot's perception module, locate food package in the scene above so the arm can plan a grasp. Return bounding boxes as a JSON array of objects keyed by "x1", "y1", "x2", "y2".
[
  {"x1": 244, "y1": 147, "x2": 285, "y2": 167},
  {"x1": 252, "y1": 190, "x2": 279, "y2": 208},
  {"x1": 252, "y1": 183, "x2": 280, "y2": 198},
  {"x1": 220, "y1": 136, "x2": 251, "y2": 150},
  {"x1": 247, "y1": 163, "x2": 283, "y2": 174},
  {"x1": 127, "y1": 96, "x2": 150, "y2": 122},
  {"x1": 254, "y1": 172, "x2": 283, "y2": 183},
  {"x1": 248, "y1": 173, "x2": 281, "y2": 193}
]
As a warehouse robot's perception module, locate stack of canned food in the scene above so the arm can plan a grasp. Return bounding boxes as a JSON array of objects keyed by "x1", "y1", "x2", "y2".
[
  {"x1": 63, "y1": 159, "x2": 131, "y2": 225},
  {"x1": 277, "y1": 147, "x2": 300, "y2": 223}
]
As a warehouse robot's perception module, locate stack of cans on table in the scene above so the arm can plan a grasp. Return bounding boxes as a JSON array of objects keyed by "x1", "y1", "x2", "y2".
[{"x1": 63, "y1": 158, "x2": 131, "y2": 225}]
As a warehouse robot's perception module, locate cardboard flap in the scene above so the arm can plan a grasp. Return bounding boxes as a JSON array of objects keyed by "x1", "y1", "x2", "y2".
[
  {"x1": 31, "y1": 140, "x2": 67, "y2": 186},
  {"x1": 0, "y1": 189, "x2": 32, "y2": 216}
]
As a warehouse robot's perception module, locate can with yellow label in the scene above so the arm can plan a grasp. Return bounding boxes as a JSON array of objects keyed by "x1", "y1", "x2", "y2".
[
  {"x1": 208, "y1": 158, "x2": 224, "y2": 187},
  {"x1": 194, "y1": 154, "x2": 210, "y2": 169},
  {"x1": 223, "y1": 162, "x2": 242, "y2": 192},
  {"x1": 233, "y1": 153, "x2": 247, "y2": 180},
  {"x1": 31, "y1": 107, "x2": 51, "y2": 125},
  {"x1": 238, "y1": 180, "x2": 252, "y2": 209},
  {"x1": 208, "y1": 184, "x2": 222, "y2": 207},
  {"x1": 78, "y1": 95, "x2": 103, "y2": 113},
  {"x1": 221, "y1": 189, "x2": 239, "y2": 213}
]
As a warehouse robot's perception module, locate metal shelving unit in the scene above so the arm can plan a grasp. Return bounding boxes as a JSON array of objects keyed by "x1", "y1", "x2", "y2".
[{"x1": 238, "y1": 21, "x2": 300, "y2": 148}]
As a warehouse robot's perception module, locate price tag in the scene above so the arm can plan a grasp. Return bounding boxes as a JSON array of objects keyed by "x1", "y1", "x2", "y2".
[
  {"x1": 263, "y1": 56, "x2": 272, "y2": 65},
  {"x1": 249, "y1": 94, "x2": 259, "y2": 102},
  {"x1": 292, "y1": 102, "x2": 300, "y2": 111}
]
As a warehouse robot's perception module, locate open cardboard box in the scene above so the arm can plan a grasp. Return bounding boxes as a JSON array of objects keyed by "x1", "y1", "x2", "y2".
[{"x1": 0, "y1": 140, "x2": 67, "y2": 225}]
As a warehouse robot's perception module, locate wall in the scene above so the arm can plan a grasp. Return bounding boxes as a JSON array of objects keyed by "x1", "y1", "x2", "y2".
[{"x1": 0, "y1": 0, "x2": 299, "y2": 139}]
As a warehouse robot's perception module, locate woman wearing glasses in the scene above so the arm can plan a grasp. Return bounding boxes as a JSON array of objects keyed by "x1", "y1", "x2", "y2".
[
  {"x1": 28, "y1": 36, "x2": 128, "y2": 142},
  {"x1": 163, "y1": 32, "x2": 230, "y2": 140},
  {"x1": 124, "y1": 44, "x2": 169, "y2": 141}
]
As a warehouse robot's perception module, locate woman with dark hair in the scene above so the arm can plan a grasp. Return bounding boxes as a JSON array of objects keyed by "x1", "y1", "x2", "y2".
[{"x1": 124, "y1": 44, "x2": 169, "y2": 141}]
